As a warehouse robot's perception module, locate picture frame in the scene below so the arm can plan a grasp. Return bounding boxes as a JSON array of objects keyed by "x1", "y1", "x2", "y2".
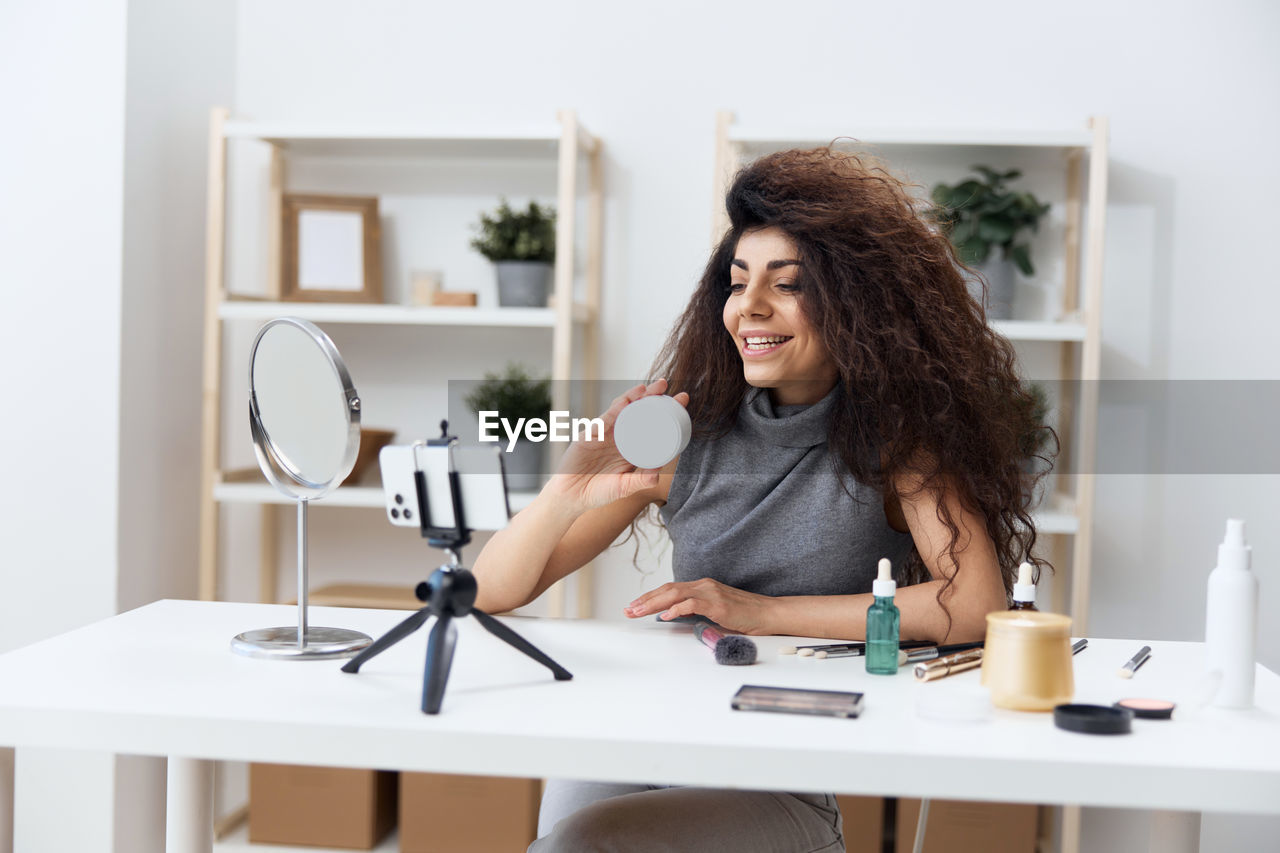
[{"x1": 281, "y1": 193, "x2": 382, "y2": 302}]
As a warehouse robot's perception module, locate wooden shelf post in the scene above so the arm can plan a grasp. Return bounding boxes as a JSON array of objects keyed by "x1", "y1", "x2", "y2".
[{"x1": 198, "y1": 107, "x2": 229, "y2": 602}]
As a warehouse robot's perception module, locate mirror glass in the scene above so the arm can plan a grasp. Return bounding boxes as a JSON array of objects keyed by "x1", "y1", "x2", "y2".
[{"x1": 250, "y1": 319, "x2": 360, "y2": 497}]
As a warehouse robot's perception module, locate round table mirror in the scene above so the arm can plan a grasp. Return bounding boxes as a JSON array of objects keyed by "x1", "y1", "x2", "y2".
[{"x1": 231, "y1": 317, "x2": 372, "y2": 660}]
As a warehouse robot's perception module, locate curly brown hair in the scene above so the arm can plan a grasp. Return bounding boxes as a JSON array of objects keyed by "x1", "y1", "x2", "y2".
[{"x1": 651, "y1": 146, "x2": 1054, "y2": 610}]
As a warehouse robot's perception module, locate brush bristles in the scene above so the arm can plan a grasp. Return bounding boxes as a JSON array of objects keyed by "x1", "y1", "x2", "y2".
[
  {"x1": 715, "y1": 635, "x2": 758, "y2": 666},
  {"x1": 1117, "y1": 668, "x2": 1134, "y2": 679}
]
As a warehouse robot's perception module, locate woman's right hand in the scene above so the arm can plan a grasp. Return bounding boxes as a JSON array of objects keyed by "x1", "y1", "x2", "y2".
[{"x1": 544, "y1": 378, "x2": 689, "y2": 513}]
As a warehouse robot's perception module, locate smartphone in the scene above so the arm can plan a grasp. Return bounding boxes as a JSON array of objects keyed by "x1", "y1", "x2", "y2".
[
  {"x1": 380, "y1": 442, "x2": 510, "y2": 532},
  {"x1": 413, "y1": 443, "x2": 458, "y2": 529},
  {"x1": 450, "y1": 444, "x2": 510, "y2": 531},
  {"x1": 380, "y1": 444, "x2": 425, "y2": 528},
  {"x1": 731, "y1": 684, "x2": 865, "y2": 719}
]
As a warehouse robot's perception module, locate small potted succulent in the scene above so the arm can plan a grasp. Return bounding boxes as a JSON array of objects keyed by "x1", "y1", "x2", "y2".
[
  {"x1": 931, "y1": 166, "x2": 1051, "y2": 319},
  {"x1": 463, "y1": 362, "x2": 552, "y2": 490},
  {"x1": 470, "y1": 199, "x2": 557, "y2": 307}
]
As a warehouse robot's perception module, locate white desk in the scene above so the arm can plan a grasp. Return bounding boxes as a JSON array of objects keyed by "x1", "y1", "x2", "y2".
[{"x1": 0, "y1": 600, "x2": 1277, "y2": 852}]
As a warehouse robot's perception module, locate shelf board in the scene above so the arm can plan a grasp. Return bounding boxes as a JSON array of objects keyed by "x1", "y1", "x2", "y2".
[
  {"x1": 216, "y1": 482, "x2": 386, "y2": 507},
  {"x1": 214, "y1": 482, "x2": 538, "y2": 516},
  {"x1": 215, "y1": 822, "x2": 397, "y2": 853},
  {"x1": 990, "y1": 319, "x2": 1087, "y2": 342},
  {"x1": 218, "y1": 300, "x2": 592, "y2": 327},
  {"x1": 1032, "y1": 494, "x2": 1079, "y2": 535},
  {"x1": 217, "y1": 480, "x2": 1073, "y2": 533},
  {"x1": 730, "y1": 124, "x2": 1093, "y2": 149},
  {"x1": 222, "y1": 118, "x2": 563, "y2": 159},
  {"x1": 307, "y1": 583, "x2": 426, "y2": 611},
  {"x1": 301, "y1": 584, "x2": 532, "y2": 612}
]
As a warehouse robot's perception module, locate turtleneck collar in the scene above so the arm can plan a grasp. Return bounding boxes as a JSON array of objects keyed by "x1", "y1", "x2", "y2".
[{"x1": 737, "y1": 385, "x2": 840, "y2": 448}]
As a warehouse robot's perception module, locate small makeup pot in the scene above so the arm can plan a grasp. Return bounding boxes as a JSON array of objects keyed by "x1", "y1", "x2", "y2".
[
  {"x1": 614, "y1": 395, "x2": 692, "y2": 470},
  {"x1": 1114, "y1": 698, "x2": 1176, "y2": 720},
  {"x1": 1054, "y1": 703, "x2": 1133, "y2": 735},
  {"x1": 981, "y1": 611, "x2": 1075, "y2": 712}
]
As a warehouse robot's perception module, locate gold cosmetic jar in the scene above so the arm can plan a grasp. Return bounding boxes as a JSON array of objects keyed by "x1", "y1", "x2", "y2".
[{"x1": 981, "y1": 611, "x2": 1075, "y2": 711}]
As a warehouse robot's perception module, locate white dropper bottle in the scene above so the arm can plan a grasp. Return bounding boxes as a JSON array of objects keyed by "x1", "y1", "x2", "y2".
[
  {"x1": 1204, "y1": 519, "x2": 1259, "y2": 708},
  {"x1": 1010, "y1": 562, "x2": 1037, "y2": 611}
]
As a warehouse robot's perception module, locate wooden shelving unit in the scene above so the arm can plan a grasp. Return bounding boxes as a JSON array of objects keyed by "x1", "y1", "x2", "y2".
[
  {"x1": 712, "y1": 111, "x2": 1107, "y2": 633},
  {"x1": 198, "y1": 108, "x2": 603, "y2": 617},
  {"x1": 989, "y1": 319, "x2": 1087, "y2": 343},
  {"x1": 213, "y1": 481, "x2": 538, "y2": 512},
  {"x1": 712, "y1": 112, "x2": 1108, "y2": 853},
  {"x1": 218, "y1": 301, "x2": 594, "y2": 326}
]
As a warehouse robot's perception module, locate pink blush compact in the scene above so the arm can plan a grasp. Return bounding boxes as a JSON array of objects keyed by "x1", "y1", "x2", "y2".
[{"x1": 1114, "y1": 698, "x2": 1176, "y2": 719}]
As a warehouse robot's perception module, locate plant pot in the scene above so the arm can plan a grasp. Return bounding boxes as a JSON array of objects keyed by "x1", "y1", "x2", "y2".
[
  {"x1": 495, "y1": 261, "x2": 552, "y2": 308},
  {"x1": 502, "y1": 440, "x2": 544, "y2": 491},
  {"x1": 1021, "y1": 453, "x2": 1056, "y2": 512},
  {"x1": 966, "y1": 255, "x2": 1016, "y2": 320}
]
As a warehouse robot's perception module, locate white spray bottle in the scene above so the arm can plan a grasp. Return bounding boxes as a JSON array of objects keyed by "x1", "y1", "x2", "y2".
[{"x1": 1204, "y1": 519, "x2": 1258, "y2": 708}]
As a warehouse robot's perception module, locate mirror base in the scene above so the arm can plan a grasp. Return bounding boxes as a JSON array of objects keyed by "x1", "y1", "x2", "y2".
[{"x1": 230, "y1": 626, "x2": 372, "y2": 660}]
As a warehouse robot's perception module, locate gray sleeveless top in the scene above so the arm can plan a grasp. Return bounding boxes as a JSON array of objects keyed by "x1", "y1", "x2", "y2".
[{"x1": 659, "y1": 386, "x2": 915, "y2": 596}]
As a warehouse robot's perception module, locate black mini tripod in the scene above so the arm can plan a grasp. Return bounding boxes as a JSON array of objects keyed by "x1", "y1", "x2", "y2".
[{"x1": 341, "y1": 424, "x2": 572, "y2": 714}]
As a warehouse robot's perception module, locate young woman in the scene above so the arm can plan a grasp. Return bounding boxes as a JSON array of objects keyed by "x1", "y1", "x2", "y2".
[{"x1": 472, "y1": 147, "x2": 1048, "y2": 852}]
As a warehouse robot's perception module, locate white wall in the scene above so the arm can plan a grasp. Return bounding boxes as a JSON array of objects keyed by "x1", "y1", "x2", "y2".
[
  {"x1": 0, "y1": 0, "x2": 127, "y2": 655},
  {"x1": 1, "y1": 3, "x2": 130, "y2": 849},
  {"x1": 116, "y1": 3, "x2": 237, "y2": 850},
  {"x1": 231, "y1": 1, "x2": 1279, "y2": 849},
  {"x1": 1, "y1": 1, "x2": 235, "y2": 850},
  {"x1": 119, "y1": 0, "x2": 236, "y2": 611}
]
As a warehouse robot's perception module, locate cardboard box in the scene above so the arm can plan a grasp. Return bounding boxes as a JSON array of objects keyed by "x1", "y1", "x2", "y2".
[
  {"x1": 895, "y1": 798, "x2": 1038, "y2": 853},
  {"x1": 249, "y1": 763, "x2": 397, "y2": 850},
  {"x1": 836, "y1": 795, "x2": 884, "y2": 853},
  {"x1": 400, "y1": 772, "x2": 540, "y2": 853}
]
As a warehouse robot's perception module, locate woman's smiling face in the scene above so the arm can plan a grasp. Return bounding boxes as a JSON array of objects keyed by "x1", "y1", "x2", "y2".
[{"x1": 722, "y1": 227, "x2": 838, "y2": 406}]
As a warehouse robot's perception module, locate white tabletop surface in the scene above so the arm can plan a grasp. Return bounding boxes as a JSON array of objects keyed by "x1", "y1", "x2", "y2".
[{"x1": 0, "y1": 600, "x2": 1276, "y2": 815}]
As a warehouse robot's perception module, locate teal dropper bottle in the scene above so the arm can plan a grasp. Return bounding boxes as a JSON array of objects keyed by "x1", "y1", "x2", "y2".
[{"x1": 865, "y1": 558, "x2": 901, "y2": 675}]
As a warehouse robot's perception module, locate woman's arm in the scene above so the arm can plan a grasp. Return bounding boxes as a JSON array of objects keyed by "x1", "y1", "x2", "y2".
[
  {"x1": 625, "y1": 471, "x2": 1009, "y2": 643},
  {"x1": 472, "y1": 484, "x2": 659, "y2": 613},
  {"x1": 471, "y1": 380, "x2": 685, "y2": 613},
  {"x1": 889, "y1": 470, "x2": 1010, "y2": 641}
]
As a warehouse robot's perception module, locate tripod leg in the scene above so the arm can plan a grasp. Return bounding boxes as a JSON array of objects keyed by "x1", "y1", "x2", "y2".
[
  {"x1": 423, "y1": 613, "x2": 457, "y2": 714},
  {"x1": 340, "y1": 607, "x2": 432, "y2": 674},
  {"x1": 471, "y1": 609, "x2": 573, "y2": 681}
]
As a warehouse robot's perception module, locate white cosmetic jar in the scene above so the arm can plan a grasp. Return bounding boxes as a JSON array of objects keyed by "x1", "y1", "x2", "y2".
[{"x1": 613, "y1": 395, "x2": 692, "y2": 470}]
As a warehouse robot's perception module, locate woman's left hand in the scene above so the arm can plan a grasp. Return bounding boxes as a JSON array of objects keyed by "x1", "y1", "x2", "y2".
[{"x1": 624, "y1": 579, "x2": 775, "y2": 636}]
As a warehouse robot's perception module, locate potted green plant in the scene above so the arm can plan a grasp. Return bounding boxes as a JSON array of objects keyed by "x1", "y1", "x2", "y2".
[
  {"x1": 1019, "y1": 380, "x2": 1056, "y2": 508},
  {"x1": 470, "y1": 199, "x2": 557, "y2": 307},
  {"x1": 464, "y1": 362, "x2": 553, "y2": 490},
  {"x1": 930, "y1": 166, "x2": 1051, "y2": 319}
]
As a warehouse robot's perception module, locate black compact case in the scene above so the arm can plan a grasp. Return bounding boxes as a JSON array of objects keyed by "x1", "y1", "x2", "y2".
[{"x1": 1054, "y1": 703, "x2": 1134, "y2": 734}]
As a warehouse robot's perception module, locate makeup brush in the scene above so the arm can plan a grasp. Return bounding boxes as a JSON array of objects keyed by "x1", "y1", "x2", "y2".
[
  {"x1": 693, "y1": 621, "x2": 757, "y2": 666},
  {"x1": 1118, "y1": 645, "x2": 1151, "y2": 678}
]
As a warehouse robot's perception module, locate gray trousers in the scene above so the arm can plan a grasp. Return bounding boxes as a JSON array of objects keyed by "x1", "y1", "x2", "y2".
[{"x1": 530, "y1": 779, "x2": 845, "y2": 853}]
